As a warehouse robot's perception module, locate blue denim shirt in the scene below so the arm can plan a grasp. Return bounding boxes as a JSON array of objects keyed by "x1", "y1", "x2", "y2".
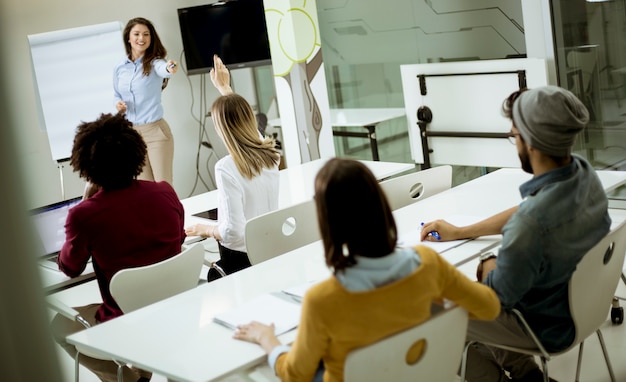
[
  {"x1": 113, "y1": 56, "x2": 171, "y2": 125},
  {"x1": 484, "y1": 155, "x2": 610, "y2": 351}
]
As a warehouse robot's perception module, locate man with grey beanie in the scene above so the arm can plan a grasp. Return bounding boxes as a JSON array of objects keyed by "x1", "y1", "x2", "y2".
[{"x1": 420, "y1": 85, "x2": 611, "y2": 382}]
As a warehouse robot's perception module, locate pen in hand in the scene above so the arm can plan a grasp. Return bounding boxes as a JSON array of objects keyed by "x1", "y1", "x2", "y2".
[{"x1": 421, "y1": 222, "x2": 441, "y2": 241}]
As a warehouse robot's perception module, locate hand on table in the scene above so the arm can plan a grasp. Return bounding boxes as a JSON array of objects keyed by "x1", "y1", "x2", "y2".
[
  {"x1": 185, "y1": 224, "x2": 212, "y2": 238},
  {"x1": 234, "y1": 321, "x2": 282, "y2": 354},
  {"x1": 420, "y1": 219, "x2": 461, "y2": 242}
]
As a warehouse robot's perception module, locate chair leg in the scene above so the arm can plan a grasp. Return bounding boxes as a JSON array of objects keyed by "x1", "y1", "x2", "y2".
[
  {"x1": 540, "y1": 357, "x2": 549, "y2": 382},
  {"x1": 212, "y1": 263, "x2": 227, "y2": 277},
  {"x1": 74, "y1": 352, "x2": 80, "y2": 382},
  {"x1": 114, "y1": 360, "x2": 125, "y2": 382},
  {"x1": 596, "y1": 329, "x2": 616, "y2": 382},
  {"x1": 575, "y1": 341, "x2": 584, "y2": 382},
  {"x1": 459, "y1": 341, "x2": 474, "y2": 382}
]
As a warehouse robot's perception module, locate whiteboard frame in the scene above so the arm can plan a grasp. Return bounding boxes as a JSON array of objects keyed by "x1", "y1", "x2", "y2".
[{"x1": 401, "y1": 58, "x2": 549, "y2": 168}]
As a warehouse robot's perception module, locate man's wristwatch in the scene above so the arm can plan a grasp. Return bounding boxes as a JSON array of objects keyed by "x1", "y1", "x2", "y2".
[
  {"x1": 476, "y1": 251, "x2": 497, "y2": 282},
  {"x1": 479, "y1": 251, "x2": 497, "y2": 263}
]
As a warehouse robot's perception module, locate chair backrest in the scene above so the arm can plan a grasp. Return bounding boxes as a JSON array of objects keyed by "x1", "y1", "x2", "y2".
[
  {"x1": 245, "y1": 199, "x2": 319, "y2": 265},
  {"x1": 344, "y1": 305, "x2": 469, "y2": 382},
  {"x1": 569, "y1": 220, "x2": 626, "y2": 345},
  {"x1": 566, "y1": 49, "x2": 597, "y2": 94},
  {"x1": 378, "y1": 165, "x2": 452, "y2": 210},
  {"x1": 109, "y1": 242, "x2": 205, "y2": 313}
]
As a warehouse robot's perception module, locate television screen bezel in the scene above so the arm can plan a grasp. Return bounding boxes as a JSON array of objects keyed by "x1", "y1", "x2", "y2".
[{"x1": 177, "y1": 0, "x2": 272, "y2": 75}]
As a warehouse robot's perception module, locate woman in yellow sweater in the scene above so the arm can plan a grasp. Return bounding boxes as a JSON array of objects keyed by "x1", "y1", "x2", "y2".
[{"x1": 234, "y1": 158, "x2": 501, "y2": 382}]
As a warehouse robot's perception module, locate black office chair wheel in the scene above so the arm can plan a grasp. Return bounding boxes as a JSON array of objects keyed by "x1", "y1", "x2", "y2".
[{"x1": 611, "y1": 297, "x2": 623, "y2": 325}]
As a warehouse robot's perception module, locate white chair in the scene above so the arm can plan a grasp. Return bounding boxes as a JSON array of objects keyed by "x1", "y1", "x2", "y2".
[
  {"x1": 245, "y1": 199, "x2": 319, "y2": 265},
  {"x1": 378, "y1": 165, "x2": 452, "y2": 210},
  {"x1": 109, "y1": 242, "x2": 205, "y2": 312},
  {"x1": 460, "y1": 220, "x2": 626, "y2": 382},
  {"x1": 344, "y1": 305, "x2": 469, "y2": 382},
  {"x1": 47, "y1": 242, "x2": 205, "y2": 381}
]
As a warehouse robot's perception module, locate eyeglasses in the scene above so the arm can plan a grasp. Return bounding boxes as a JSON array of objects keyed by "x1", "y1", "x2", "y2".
[{"x1": 507, "y1": 132, "x2": 521, "y2": 145}]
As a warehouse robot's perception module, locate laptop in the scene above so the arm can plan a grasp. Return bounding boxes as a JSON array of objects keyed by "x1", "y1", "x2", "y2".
[{"x1": 29, "y1": 197, "x2": 83, "y2": 270}]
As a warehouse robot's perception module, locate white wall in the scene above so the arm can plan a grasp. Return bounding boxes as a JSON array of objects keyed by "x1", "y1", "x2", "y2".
[
  {"x1": 4, "y1": 0, "x2": 531, "y2": 209},
  {"x1": 3, "y1": 0, "x2": 243, "y2": 209}
]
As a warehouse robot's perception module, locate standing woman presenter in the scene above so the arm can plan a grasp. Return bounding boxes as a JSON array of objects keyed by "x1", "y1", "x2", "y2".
[{"x1": 114, "y1": 17, "x2": 178, "y2": 185}]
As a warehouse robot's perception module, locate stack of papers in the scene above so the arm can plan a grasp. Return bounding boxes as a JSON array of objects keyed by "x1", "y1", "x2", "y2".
[{"x1": 213, "y1": 294, "x2": 302, "y2": 336}]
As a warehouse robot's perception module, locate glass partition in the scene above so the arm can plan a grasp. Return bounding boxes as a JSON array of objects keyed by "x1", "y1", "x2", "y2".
[
  {"x1": 552, "y1": 0, "x2": 626, "y2": 171},
  {"x1": 314, "y1": 0, "x2": 626, "y2": 180}
]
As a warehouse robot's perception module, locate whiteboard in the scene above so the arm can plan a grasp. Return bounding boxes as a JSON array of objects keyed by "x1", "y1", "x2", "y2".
[
  {"x1": 401, "y1": 58, "x2": 549, "y2": 167},
  {"x1": 28, "y1": 21, "x2": 124, "y2": 161}
]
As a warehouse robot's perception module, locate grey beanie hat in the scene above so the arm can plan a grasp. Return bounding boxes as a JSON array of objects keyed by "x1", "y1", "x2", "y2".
[{"x1": 512, "y1": 85, "x2": 589, "y2": 157}]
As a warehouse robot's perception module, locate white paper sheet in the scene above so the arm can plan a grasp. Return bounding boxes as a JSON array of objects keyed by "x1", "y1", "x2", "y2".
[
  {"x1": 397, "y1": 215, "x2": 484, "y2": 253},
  {"x1": 213, "y1": 294, "x2": 302, "y2": 336}
]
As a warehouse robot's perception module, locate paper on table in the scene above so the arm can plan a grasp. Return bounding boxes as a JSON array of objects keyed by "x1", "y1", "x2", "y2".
[
  {"x1": 213, "y1": 294, "x2": 302, "y2": 336},
  {"x1": 397, "y1": 215, "x2": 484, "y2": 253},
  {"x1": 282, "y1": 280, "x2": 321, "y2": 301},
  {"x1": 185, "y1": 214, "x2": 218, "y2": 227},
  {"x1": 183, "y1": 215, "x2": 218, "y2": 244}
]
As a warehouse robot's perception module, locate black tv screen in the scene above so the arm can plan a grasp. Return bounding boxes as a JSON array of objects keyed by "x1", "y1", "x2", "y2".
[{"x1": 177, "y1": 0, "x2": 272, "y2": 75}]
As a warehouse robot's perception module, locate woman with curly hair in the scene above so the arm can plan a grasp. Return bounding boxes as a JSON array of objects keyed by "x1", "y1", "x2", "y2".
[
  {"x1": 51, "y1": 113, "x2": 185, "y2": 382},
  {"x1": 114, "y1": 17, "x2": 178, "y2": 184},
  {"x1": 185, "y1": 55, "x2": 280, "y2": 280}
]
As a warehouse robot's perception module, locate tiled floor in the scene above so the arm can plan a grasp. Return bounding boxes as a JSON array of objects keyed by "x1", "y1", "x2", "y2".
[{"x1": 52, "y1": 110, "x2": 626, "y2": 381}]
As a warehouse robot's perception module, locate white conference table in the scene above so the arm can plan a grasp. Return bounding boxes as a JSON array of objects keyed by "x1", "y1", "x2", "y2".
[
  {"x1": 270, "y1": 108, "x2": 406, "y2": 161},
  {"x1": 180, "y1": 157, "x2": 413, "y2": 217},
  {"x1": 39, "y1": 158, "x2": 413, "y2": 294},
  {"x1": 66, "y1": 167, "x2": 626, "y2": 382}
]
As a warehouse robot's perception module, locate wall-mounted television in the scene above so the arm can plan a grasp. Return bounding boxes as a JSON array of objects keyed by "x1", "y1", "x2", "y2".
[{"x1": 177, "y1": 0, "x2": 271, "y2": 75}]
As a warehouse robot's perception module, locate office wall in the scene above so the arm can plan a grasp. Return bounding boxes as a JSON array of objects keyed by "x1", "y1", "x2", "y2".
[
  {"x1": 3, "y1": 0, "x2": 241, "y2": 209},
  {"x1": 2, "y1": 0, "x2": 540, "y2": 209}
]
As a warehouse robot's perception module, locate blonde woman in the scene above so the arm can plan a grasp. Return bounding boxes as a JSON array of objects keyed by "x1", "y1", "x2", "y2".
[{"x1": 186, "y1": 55, "x2": 280, "y2": 280}]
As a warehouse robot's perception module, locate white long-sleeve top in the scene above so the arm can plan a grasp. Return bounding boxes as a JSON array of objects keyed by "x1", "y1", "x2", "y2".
[{"x1": 214, "y1": 155, "x2": 279, "y2": 252}]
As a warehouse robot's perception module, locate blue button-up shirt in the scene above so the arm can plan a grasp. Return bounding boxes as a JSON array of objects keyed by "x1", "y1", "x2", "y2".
[
  {"x1": 485, "y1": 155, "x2": 610, "y2": 351},
  {"x1": 113, "y1": 56, "x2": 171, "y2": 125}
]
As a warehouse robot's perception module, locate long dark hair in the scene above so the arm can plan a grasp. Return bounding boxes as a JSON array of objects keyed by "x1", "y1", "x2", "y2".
[
  {"x1": 123, "y1": 17, "x2": 167, "y2": 76},
  {"x1": 314, "y1": 158, "x2": 397, "y2": 273}
]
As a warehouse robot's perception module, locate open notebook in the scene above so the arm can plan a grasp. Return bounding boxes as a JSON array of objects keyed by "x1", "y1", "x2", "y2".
[{"x1": 29, "y1": 197, "x2": 82, "y2": 270}]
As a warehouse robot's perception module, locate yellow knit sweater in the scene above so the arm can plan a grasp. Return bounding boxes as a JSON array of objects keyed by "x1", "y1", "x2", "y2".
[{"x1": 274, "y1": 245, "x2": 501, "y2": 382}]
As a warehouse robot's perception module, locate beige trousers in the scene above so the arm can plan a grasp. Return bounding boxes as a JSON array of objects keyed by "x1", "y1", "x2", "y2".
[
  {"x1": 133, "y1": 119, "x2": 174, "y2": 185},
  {"x1": 50, "y1": 303, "x2": 151, "y2": 382}
]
